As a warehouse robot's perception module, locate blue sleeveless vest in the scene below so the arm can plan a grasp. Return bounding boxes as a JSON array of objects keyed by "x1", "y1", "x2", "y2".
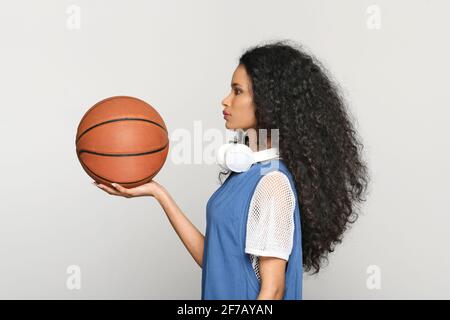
[{"x1": 201, "y1": 159, "x2": 303, "y2": 300}]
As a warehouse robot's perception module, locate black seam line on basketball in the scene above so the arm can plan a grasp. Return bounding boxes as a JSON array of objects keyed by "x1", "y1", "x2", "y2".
[
  {"x1": 78, "y1": 154, "x2": 156, "y2": 185},
  {"x1": 77, "y1": 96, "x2": 154, "y2": 131},
  {"x1": 76, "y1": 148, "x2": 160, "y2": 184},
  {"x1": 76, "y1": 118, "x2": 167, "y2": 144},
  {"x1": 77, "y1": 142, "x2": 168, "y2": 157}
]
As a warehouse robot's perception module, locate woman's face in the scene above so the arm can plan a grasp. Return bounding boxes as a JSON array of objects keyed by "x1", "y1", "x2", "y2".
[{"x1": 221, "y1": 64, "x2": 257, "y2": 130}]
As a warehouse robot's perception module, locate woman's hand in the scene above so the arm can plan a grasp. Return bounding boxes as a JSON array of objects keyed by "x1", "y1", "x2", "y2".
[{"x1": 94, "y1": 180, "x2": 166, "y2": 199}]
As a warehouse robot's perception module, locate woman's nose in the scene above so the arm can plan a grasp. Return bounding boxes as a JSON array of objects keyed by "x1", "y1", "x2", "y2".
[{"x1": 222, "y1": 93, "x2": 231, "y2": 107}]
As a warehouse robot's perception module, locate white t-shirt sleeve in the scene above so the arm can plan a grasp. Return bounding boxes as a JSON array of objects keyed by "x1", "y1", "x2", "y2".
[{"x1": 245, "y1": 171, "x2": 296, "y2": 261}]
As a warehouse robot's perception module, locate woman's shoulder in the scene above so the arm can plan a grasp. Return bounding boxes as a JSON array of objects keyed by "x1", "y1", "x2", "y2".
[
  {"x1": 253, "y1": 170, "x2": 294, "y2": 199},
  {"x1": 254, "y1": 159, "x2": 299, "y2": 196}
]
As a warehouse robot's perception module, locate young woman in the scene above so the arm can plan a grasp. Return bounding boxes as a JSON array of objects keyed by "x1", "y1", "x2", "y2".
[{"x1": 94, "y1": 40, "x2": 370, "y2": 300}]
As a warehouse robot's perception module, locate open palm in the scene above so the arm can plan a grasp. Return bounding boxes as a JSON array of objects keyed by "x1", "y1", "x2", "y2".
[{"x1": 94, "y1": 180, "x2": 164, "y2": 199}]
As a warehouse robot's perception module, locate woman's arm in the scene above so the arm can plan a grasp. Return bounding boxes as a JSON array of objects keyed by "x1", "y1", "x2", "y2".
[
  {"x1": 155, "y1": 188, "x2": 205, "y2": 268},
  {"x1": 256, "y1": 256, "x2": 286, "y2": 300},
  {"x1": 244, "y1": 171, "x2": 294, "y2": 300}
]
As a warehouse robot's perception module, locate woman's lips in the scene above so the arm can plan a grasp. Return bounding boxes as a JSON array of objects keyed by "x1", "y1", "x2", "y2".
[{"x1": 223, "y1": 111, "x2": 231, "y2": 119}]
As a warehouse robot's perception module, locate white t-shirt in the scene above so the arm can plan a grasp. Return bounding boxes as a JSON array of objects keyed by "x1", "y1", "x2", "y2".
[{"x1": 245, "y1": 170, "x2": 296, "y2": 282}]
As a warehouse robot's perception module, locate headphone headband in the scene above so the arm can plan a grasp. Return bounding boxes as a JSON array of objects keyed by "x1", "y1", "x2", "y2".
[{"x1": 253, "y1": 147, "x2": 280, "y2": 162}]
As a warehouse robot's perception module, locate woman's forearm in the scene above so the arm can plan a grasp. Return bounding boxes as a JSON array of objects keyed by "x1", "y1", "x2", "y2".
[{"x1": 155, "y1": 188, "x2": 205, "y2": 268}]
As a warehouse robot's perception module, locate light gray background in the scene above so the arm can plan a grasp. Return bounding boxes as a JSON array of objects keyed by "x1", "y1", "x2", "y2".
[{"x1": 0, "y1": 0, "x2": 449, "y2": 299}]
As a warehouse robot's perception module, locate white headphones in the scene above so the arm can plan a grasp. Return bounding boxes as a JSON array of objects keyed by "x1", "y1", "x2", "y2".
[{"x1": 216, "y1": 129, "x2": 281, "y2": 173}]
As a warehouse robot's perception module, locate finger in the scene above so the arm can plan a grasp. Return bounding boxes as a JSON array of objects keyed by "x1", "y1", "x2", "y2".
[
  {"x1": 96, "y1": 183, "x2": 122, "y2": 196},
  {"x1": 111, "y1": 183, "x2": 132, "y2": 196}
]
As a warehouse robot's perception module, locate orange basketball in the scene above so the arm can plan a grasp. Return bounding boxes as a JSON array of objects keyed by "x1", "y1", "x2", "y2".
[{"x1": 75, "y1": 96, "x2": 169, "y2": 188}]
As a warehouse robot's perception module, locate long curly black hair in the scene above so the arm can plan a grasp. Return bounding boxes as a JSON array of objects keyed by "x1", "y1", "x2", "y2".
[{"x1": 219, "y1": 40, "x2": 370, "y2": 275}]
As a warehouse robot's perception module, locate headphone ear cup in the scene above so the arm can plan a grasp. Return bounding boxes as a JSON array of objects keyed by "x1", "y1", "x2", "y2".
[
  {"x1": 216, "y1": 143, "x2": 234, "y2": 171},
  {"x1": 225, "y1": 143, "x2": 255, "y2": 172}
]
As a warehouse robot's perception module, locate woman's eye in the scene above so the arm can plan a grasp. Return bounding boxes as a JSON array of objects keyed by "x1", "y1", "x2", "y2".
[{"x1": 234, "y1": 88, "x2": 241, "y2": 95}]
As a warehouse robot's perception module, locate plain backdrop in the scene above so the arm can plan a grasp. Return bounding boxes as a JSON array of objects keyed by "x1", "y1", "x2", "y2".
[{"x1": 0, "y1": 0, "x2": 449, "y2": 299}]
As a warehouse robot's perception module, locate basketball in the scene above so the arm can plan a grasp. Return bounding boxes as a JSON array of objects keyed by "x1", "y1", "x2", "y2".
[{"x1": 75, "y1": 96, "x2": 169, "y2": 188}]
